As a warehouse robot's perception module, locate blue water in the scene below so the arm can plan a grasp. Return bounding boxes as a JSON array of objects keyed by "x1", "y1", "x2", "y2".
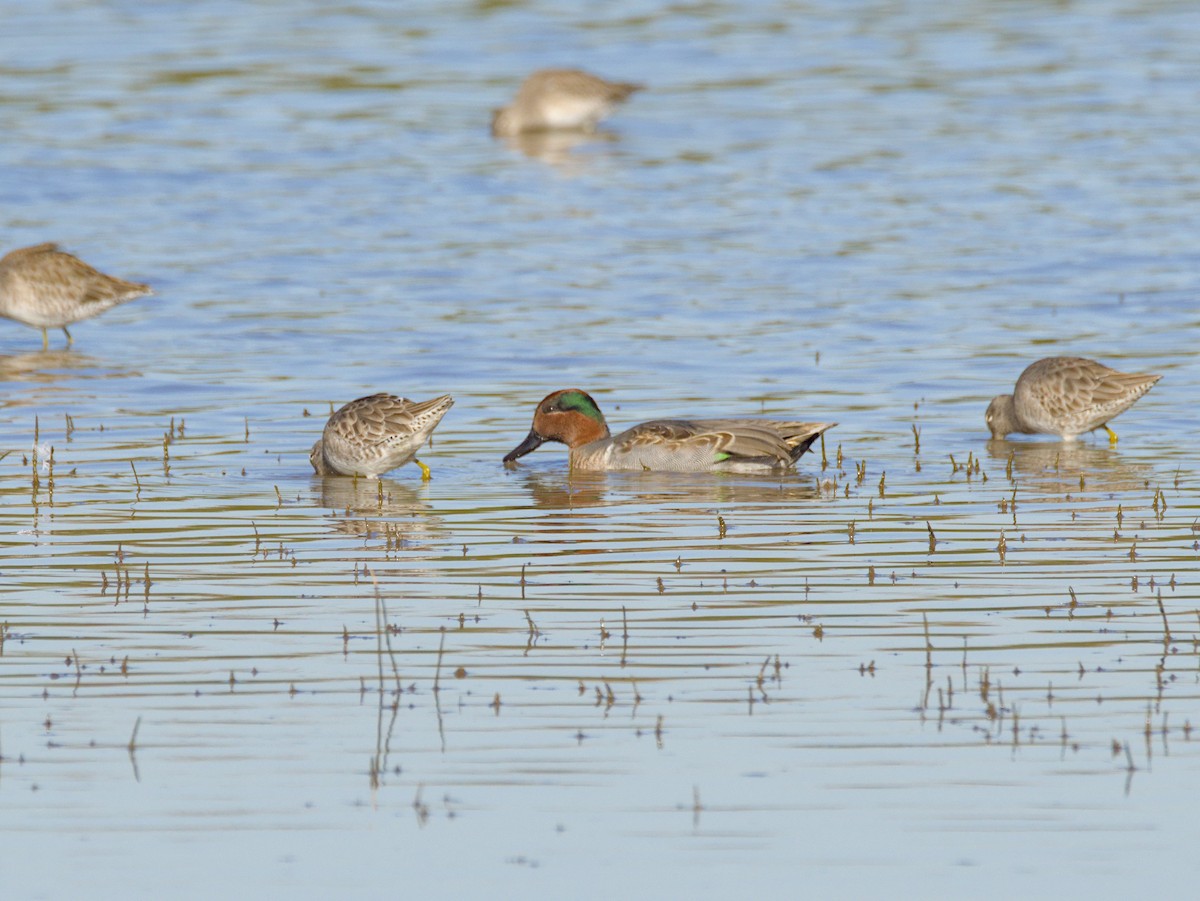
[{"x1": 2, "y1": 1, "x2": 1199, "y2": 897}]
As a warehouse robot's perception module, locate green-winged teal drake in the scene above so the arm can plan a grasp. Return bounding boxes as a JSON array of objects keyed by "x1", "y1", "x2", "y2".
[{"x1": 504, "y1": 389, "x2": 835, "y2": 473}]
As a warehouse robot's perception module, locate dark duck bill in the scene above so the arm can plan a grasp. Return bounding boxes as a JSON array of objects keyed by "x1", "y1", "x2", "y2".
[{"x1": 503, "y1": 429, "x2": 545, "y2": 463}]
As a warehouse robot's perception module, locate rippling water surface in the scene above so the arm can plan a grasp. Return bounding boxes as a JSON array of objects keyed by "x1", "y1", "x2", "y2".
[{"x1": 2, "y1": 1, "x2": 1199, "y2": 896}]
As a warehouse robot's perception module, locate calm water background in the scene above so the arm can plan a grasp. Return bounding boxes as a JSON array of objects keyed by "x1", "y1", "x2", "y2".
[{"x1": 2, "y1": 0, "x2": 1199, "y2": 896}]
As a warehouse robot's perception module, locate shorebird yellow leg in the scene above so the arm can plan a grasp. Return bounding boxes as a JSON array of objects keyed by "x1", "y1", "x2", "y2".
[
  {"x1": 414, "y1": 458, "x2": 432, "y2": 480},
  {"x1": 1104, "y1": 425, "x2": 1118, "y2": 444},
  {"x1": 41, "y1": 328, "x2": 49, "y2": 351}
]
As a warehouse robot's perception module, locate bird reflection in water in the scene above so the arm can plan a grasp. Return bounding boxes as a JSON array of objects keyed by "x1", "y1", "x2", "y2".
[
  {"x1": 513, "y1": 468, "x2": 822, "y2": 511},
  {"x1": 312, "y1": 474, "x2": 443, "y2": 547},
  {"x1": 497, "y1": 129, "x2": 623, "y2": 169},
  {"x1": 986, "y1": 439, "x2": 1153, "y2": 497},
  {"x1": 0, "y1": 349, "x2": 138, "y2": 404}
]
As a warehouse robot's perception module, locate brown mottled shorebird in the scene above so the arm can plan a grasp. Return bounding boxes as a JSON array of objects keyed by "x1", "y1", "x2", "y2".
[
  {"x1": 310, "y1": 393, "x2": 454, "y2": 479},
  {"x1": 985, "y1": 357, "x2": 1161, "y2": 443},
  {"x1": 0, "y1": 243, "x2": 153, "y2": 350},
  {"x1": 491, "y1": 68, "x2": 642, "y2": 137}
]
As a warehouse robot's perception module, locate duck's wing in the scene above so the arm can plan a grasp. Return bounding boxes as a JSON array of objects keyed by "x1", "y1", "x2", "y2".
[
  {"x1": 696, "y1": 419, "x2": 836, "y2": 464},
  {"x1": 612, "y1": 419, "x2": 831, "y2": 469}
]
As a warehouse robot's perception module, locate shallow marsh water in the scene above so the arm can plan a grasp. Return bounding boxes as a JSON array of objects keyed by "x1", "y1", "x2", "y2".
[{"x1": 2, "y1": 0, "x2": 1200, "y2": 896}]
